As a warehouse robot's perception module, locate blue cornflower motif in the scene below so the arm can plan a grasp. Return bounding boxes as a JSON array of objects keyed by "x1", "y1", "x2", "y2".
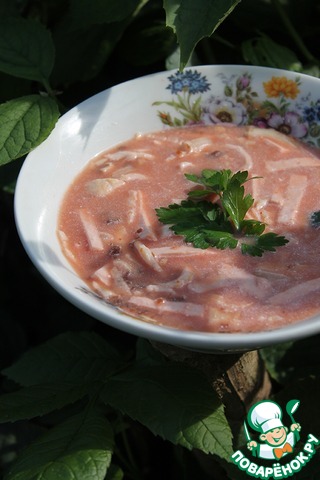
[
  {"x1": 166, "y1": 70, "x2": 211, "y2": 95},
  {"x1": 302, "y1": 100, "x2": 320, "y2": 123}
]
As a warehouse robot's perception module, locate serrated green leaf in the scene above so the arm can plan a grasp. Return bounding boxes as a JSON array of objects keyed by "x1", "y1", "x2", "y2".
[
  {"x1": 2, "y1": 331, "x2": 125, "y2": 386},
  {"x1": 257, "y1": 232, "x2": 289, "y2": 250},
  {"x1": 164, "y1": 0, "x2": 241, "y2": 69},
  {"x1": 0, "y1": 18, "x2": 55, "y2": 83},
  {"x1": 241, "y1": 232, "x2": 289, "y2": 256},
  {"x1": 0, "y1": 95, "x2": 59, "y2": 166},
  {"x1": 0, "y1": 383, "x2": 91, "y2": 423},
  {"x1": 101, "y1": 364, "x2": 232, "y2": 460},
  {"x1": 4, "y1": 409, "x2": 114, "y2": 480}
]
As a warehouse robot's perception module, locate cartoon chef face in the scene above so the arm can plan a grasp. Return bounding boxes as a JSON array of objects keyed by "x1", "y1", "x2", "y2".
[
  {"x1": 260, "y1": 426, "x2": 288, "y2": 446},
  {"x1": 248, "y1": 400, "x2": 287, "y2": 446}
]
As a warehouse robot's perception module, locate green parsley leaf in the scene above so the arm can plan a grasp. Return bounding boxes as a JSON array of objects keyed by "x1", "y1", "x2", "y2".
[
  {"x1": 240, "y1": 232, "x2": 290, "y2": 257},
  {"x1": 155, "y1": 200, "x2": 219, "y2": 226},
  {"x1": 240, "y1": 219, "x2": 266, "y2": 235},
  {"x1": 156, "y1": 169, "x2": 289, "y2": 257},
  {"x1": 221, "y1": 183, "x2": 254, "y2": 229}
]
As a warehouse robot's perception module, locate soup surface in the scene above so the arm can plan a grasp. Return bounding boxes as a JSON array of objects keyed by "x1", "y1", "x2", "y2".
[{"x1": 57, "y1": 124, "x2": 320, "y2": 333}]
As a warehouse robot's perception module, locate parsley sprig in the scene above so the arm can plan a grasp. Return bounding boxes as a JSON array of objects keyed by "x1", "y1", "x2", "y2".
[{"x1": 156, "y1": 169, "x2": 289, "y2": 257}]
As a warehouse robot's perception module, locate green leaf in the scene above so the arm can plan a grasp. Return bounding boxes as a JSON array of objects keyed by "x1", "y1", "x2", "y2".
[
  {"x1": 222, "y1": 184, "x2": 253, "y2": 229},
  {"x1": 201, "y1": 229, "x2": 238, "y2": 250},
  {"x1": 258, "y1": 232, "x2": 289, "y2": 250},
  {"x1": 156, "y1": 200, "x2": 217, "y2": 226},
  {"x1": 4, "y1": 409, "x2": 114, "y2": 480},
  {"x1": 240, "y1": 219, "x2": 265, "y2": 236},
  {"x1": 164, "y1": 0, "x2": 241, "y2": 69},
  {"x1": 101, "y1": 364, "x2": 233, "y2": 460},
  {"x1": 186, "y1": 168, "x2": 236, "y2": 192},
  {"x1": 0, "y1": 18, "x2": 55, "y2": 83},
  {"x1": 241, "y1": 34, "x2": 302, "y2": 71},
  {"x1": 0, "y1": 95, "x2": 59, "y2": 166},
  {"x1": 173, "y1": 226, "x2": 213, "y2": 249},
  {"x1": 241, "y1": 232, "x2": 289, "y2": 257},
  {"x1": 2, "y1": 332, "x2": 125, "y2": 386},
  {"x1": 0, "y1": 383, "x2": 91, "y2": 423}
]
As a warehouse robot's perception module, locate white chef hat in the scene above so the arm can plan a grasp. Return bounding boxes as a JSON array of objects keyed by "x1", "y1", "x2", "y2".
[{"x1": 248, "y1": 400, "x2": 284, "y2": 433}]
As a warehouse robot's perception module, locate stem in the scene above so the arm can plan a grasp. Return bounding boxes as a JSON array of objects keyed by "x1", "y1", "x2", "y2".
[
  {"x1": 40, "y1": 77, "x2": 68, "y2": 115},
  {"x1": 41, "y1": 77, "x2": 55, "y2": 97},
  {"x1": 271, "y1": 0, "x2": 319, "y2": 64}
]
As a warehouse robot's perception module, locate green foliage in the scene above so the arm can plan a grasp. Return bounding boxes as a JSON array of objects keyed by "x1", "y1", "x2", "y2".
[
  {"x1": 0, "y1": 95, "x2": 59, "y2": 166},
  {"x1": 101, "y1": 365, "x2": 232, "y2": 459},
  {"x1": 5, "y1": 409, "x2": 114, "y2": 480},
  {"x1": 2, "y1": 331, "x2": 125, "y2": 385},
  {"x1": 242, "y1": 34, "x2": 302, "y2": 71},
  {"x1": 0, "y1": 17, "x2": 55, "y2": 83},
  {"x1": 1, "y1": 0, "x2": 320, "y2": 478},
  {"x1": 0, "y1": 333, "x2": 231, "y2": 478},
  {"x1": 1, "y1": 330, "x2": 320, "y2": 479},
  {"x1": 164, "y1": 0, "x2": 241, "y2": 69},
  {"x1": 0, "y1": 0, "x2": 240, "y2": 171}
]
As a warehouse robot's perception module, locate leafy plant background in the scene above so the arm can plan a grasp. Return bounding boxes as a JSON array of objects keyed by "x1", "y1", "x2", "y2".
[{"x1": 1, "y1": 0, "x2": 320, "y2": 479}]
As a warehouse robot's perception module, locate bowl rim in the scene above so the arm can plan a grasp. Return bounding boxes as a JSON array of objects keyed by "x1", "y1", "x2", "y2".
[{"x1": 14, "y1": 64, "x2": 320, "y2": 353}]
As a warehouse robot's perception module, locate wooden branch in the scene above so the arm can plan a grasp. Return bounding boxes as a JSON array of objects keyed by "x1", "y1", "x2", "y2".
[{"x1": 151, "y1": 342, "x2": 272, "y2": 433}]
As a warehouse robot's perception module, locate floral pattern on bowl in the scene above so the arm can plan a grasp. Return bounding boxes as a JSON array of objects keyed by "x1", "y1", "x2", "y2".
[{"x1": 153, "y1": 69, "x2": 320, "y2": 146}]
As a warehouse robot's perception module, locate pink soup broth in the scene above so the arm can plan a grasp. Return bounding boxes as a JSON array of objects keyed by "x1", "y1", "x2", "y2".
[{"x1": 57, "y1": 125, "x2": 320, "y2": 333}]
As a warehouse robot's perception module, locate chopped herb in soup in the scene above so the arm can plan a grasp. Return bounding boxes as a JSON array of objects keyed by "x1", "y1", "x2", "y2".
[
  {"x1": 57, "y1": 124, "x2": 320, "y2": 333},
  {"x1": 156, "y1": 168, "x2": 288, "y2": 256}
]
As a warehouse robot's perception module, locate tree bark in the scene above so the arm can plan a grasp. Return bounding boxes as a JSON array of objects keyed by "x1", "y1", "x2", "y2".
[{"x1": 151, "y1": 342, "x2": 272, "y2": 435}]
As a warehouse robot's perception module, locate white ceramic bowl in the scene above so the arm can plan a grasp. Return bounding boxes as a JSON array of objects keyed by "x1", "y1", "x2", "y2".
[{"x1": 14, "y1": 65, "x2": 320, "y2": 353}]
